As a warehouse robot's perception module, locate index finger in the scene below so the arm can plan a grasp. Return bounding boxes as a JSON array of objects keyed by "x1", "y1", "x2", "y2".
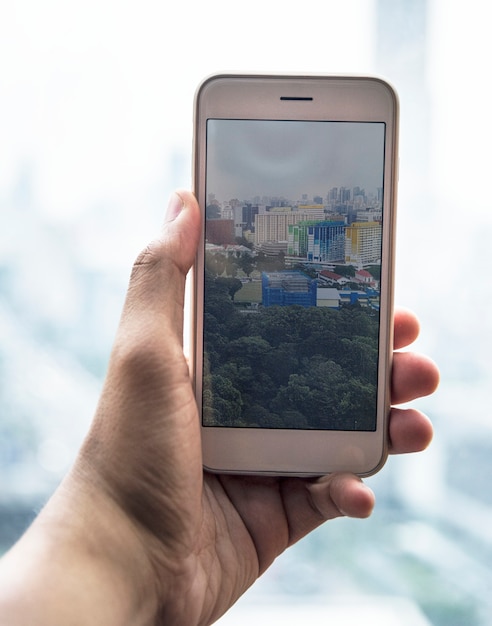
[{"x1": 393, "y1": 307, "x2": 420, "y2": 350}]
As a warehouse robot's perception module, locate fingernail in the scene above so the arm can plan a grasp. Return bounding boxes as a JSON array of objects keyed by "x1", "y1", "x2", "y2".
[{"x1": 165, "y1": 192, "x2": 184, "y2": 223}]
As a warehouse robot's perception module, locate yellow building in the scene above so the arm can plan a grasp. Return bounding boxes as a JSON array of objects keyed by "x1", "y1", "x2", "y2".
[{"x1": 345, "y1": 221, "x2": 382, "y2": 265}]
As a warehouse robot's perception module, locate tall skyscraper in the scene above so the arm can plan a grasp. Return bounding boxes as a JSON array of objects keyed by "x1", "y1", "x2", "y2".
[
  {"x1": 307, "y1": 221, "x2": 346, "y2": 263},
  {"x1": 345, "y1": 221, "x2": 382, "y2": 265}
]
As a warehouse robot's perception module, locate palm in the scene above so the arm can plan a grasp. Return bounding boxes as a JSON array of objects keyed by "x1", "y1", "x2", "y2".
[
  {"x1": 94, "y1": 364, "x2": 364, "y2": 626},
  {"x1": 80, "y1": 193, "x2": 437, "y2": 625}
]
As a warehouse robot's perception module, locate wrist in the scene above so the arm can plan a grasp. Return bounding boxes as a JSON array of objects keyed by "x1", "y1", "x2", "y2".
[{"x1": 0, "y1": 470, "x2": 159, "y2": 626}]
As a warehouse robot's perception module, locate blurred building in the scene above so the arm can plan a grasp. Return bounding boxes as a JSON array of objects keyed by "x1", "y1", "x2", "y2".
[{"x1": 261, "y1": 271, "x2": 317, "y2": 307}]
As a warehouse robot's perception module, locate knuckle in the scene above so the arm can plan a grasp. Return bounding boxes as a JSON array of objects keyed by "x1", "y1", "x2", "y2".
[
  {"x1": 129, "y1": 239, "x2": 181, "y2": 292},
  {"x1": 130, "y1": 241, "x2": 161, "y2": 281},
  {"x1": 112, "y1": 333, "x2": 185, "y2": 396}
]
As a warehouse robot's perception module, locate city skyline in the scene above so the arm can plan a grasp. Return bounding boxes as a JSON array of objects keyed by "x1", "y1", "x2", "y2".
[
  {"x1": 206, "y1": 119, "x2": 385, "y2": 201},
  {"x1": 207, "y1": 186, "x2": 382, "y2": 208}
]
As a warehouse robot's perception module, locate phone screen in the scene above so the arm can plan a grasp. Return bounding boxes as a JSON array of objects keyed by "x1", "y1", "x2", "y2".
[{"x1": 203, "y1": 119, "x2": 386, "y2": 432}]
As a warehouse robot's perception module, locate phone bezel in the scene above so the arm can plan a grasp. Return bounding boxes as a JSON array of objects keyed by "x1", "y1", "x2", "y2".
[{"x1": 191, "y1": 74, "x2": 399, "y2": 477}]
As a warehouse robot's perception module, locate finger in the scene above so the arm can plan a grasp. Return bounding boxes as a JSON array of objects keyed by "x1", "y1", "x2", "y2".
[
  {"x1": 391, "y1": 351, "x2": 440, "y2": 405},
  {"x1": 282, "y1": 474, "x2": 375, "y2": 547},
  {"x1": 117, "y1": 190, "x2": 201, "y2": 346},
  {"x1": 307, "y1": 473, "x2": 375, "y2": 520},
  {"x1": 161, "y1": 189, "x2": 201, "y2": 274},
  {"x1": 388, "y1": 407, "x2": 433, "y2": 454},
  {"x1": 218, "y1": 473, "x2": 374, "y2": 575},
  {"x1": 128, "y1": 190, "x2": 200, "y2": 308},
  {"x1": 107, "y1": 190, "x2": 201, "y2": 413},
  {"x1": 88, "y1": 192, "x2": 203, "y2": 514},
  {"x1": 393, "y1": 307, "x2": 420, "y2": 350}
]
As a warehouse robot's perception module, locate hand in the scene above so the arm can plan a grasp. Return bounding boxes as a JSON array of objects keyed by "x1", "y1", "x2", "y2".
[{"x1": 0, "y1": 190, "x2": 439, "y2": 626}]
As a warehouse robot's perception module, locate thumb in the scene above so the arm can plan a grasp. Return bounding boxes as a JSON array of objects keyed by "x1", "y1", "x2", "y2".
[
  {"x1": 120, "y1": 190, "x2": 201, "y2": 345},
  {"x1": 160, "y1": 189, "x2": 201, "y2": 275},
  {"x1": 134, "y1": 189, "x2": 200, "y2": 279}
]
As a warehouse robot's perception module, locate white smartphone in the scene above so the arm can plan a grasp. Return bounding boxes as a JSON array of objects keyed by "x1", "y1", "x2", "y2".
[{"x1": 191, "y1": 74, "x2": 398, "y2": 477}]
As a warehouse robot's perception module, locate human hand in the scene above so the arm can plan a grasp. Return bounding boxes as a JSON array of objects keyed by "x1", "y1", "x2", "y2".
[{"x1": 0, "y1": 190, "x2": 439, "y2": 626}]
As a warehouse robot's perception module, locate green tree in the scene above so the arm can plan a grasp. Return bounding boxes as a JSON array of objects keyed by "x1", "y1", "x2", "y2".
[
  {"x1": 216, "y1": 277, "x2": 242, "y2": 301},
  {"x1": 338, "y1": 336, "x2": 378, "y2": 384},
  {"x1": 225, "y1": 335, "x2": 271, "y2": 367},
  {"x1": 270, "y1": 373, "x2": 311, "y2": 417},
  {"x1": 282, "y1": 410, "x2": 309, "y2": 429},
  {"x1": 367, "y1": 265, "x2": 381, "y2": 281},
  {"x1": 334, "y1": 265, "x2": 356, "y2": 278},
  {"x1": 274, "y1": 250, "x2": 286, "y2": 270},
  {"x1": 204, "y1": 272, "x2": 236, "y2": 323},
  {"x1": 336, "y1": 379, "x2": 376, "y2": 430},
  {"x1": 205, "y1": 252, "x2": 226, "y2": 276},
  {"x1": 234, "y1": 236, "x2": 253, "y2": 249},
  {"x1": 238, "y1": 253, "x2": 255, "y2": 278},
  {"x1": 264, "y1": 342, "x2": 299, "y2": 386},
  {"x1": 225, "y1": 256, "x2": 239, "y2": 278},
  {"x1": 243, "y1": 405, "x2": 284, "y2": 429},
  {"x1": 205, "y1": 374, "x2": 243, "y2": 426},
  {"x1": 255, "y1": 251, "x2": 268, "y2": 272}
]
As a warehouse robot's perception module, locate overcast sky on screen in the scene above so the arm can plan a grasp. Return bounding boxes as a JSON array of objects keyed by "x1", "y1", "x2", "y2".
[{"x1": 206, "y1": 119, "x2": 385, "y2": 202}]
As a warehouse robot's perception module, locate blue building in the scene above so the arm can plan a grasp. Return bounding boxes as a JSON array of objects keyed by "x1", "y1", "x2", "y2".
[
  {"x1": 262, "y1": 271, "x2": 317, "y2": 307},
  {"x1": 307, "y1": 221, "x2": 346, "y2": 263}
]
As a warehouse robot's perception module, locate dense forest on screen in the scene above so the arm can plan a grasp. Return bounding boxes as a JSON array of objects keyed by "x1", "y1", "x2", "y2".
[{"x1": 203, "y1": 271, "x2": 380, "y2": 431}]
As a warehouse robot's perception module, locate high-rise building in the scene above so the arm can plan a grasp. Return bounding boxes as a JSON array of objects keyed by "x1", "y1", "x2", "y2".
[
  {"x1": 242, "y1": 204, "x2": 260, "y2": 233},
  {"x1": 287, "y1": 220, "x2": 319, "y2": 257},
  {"x1": 297, "y1": 205, "x2": 325, "y2": 220},
  {"x1": 339, "y1": 187, "x2": 351, "y2": 202},
  {"x1": 356, "y1": 208, "x2": 382, "y2": 222},
  {"x1": 255, "y1": 211, "x2": 321, "y2": 246},
  {"x1": 307, "y1": 221, "x2": 346, "y2": 263},
  {"x1": 329, "y1": 187, "x2": 338, "y2": 201},
  {"x1": 345, "y1": 221, "x2": 382, "y2": 265},
  {"x1": 206, "y1": 219, "x2": 235, "y2": 245}
]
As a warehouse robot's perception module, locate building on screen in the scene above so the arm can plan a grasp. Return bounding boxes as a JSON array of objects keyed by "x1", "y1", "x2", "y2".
[
  {"x1": 306, "y1": 221, "x2": 346, "y2": 263},
  {"x1": 262, "y1": 271, "x2": 317, "y2": 308},
  {"x1": 345, "y1": 221, "x2": 382, "y2": 265}
]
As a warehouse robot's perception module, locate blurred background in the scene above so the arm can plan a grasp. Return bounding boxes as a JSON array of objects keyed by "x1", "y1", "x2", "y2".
[{"x1": 1, "y1": 0, "x2": 491, "y2": 624}]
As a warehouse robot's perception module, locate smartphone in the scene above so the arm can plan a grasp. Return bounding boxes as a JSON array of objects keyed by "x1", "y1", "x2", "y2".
[{"x1": 192, "y1": 74, "x2": 398, "y2": 477}]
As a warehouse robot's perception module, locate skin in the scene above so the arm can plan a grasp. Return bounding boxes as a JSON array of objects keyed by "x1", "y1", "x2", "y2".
[{"x1": 0, "y1": 190, "x2": 439, "y2": 626}]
